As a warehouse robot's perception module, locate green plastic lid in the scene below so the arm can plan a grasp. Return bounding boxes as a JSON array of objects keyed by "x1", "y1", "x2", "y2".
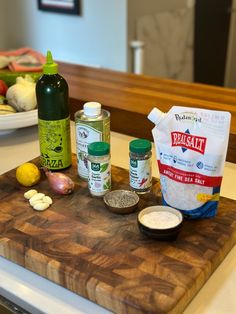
[
  {"x1": 88, "y1": 142, "x2": 110, "y2": 156},
  {"x1": 43, "y1": 50, "x2": 58, "y2": 75},
  {"x1": 129, "y1": 139, "x2": 151, "y2": 154}
]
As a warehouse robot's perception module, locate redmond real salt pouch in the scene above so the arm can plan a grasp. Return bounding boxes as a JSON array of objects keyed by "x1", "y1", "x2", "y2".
[{"x1": 148, "y1": 106, "x2": 231, "y2": 219}]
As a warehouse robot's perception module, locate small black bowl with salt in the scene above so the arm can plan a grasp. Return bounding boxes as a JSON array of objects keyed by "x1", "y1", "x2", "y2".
[
  {"x1": 138, "y1": 205, "x2": 183, "y2": 240},
  {"x1": 103, "y1": 189, "x2": 139, "y2": 214}
]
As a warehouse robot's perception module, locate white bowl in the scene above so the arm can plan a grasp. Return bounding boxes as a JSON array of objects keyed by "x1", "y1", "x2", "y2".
[{"x1": 0, "y1": 109, "x2": 38, "y2": 135}]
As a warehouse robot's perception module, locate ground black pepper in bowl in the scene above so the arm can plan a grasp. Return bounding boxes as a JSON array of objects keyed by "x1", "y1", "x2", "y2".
[{"x1": 103, "y1": 189, "x2": 139, "y2": 214}]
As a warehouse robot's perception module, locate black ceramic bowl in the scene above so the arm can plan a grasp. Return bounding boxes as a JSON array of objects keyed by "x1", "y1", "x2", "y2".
[
  {"x1": 103, "y1": 189, "x2": 139, "y2": 214},
  {"x1": 138, "y1": 206, "x2": 183, "y2": 240}
]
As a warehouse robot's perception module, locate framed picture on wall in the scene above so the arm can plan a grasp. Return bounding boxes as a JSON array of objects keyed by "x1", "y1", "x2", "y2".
[{"x1": 38, "y1": 0, "x2": 80, "y2": 15}]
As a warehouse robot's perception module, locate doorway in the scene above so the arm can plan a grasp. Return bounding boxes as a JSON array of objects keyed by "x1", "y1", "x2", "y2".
[{"x1": 194, "y1": 0, "x2": 232, "y2": 86}]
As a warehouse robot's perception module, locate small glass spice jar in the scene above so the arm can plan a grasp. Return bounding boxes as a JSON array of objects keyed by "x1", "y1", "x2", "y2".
[
  {"x1": 88, "y1": 141, "x2": 111, "y2": 197},
  {"x1": 129, "y1": 139, "x2": 152, "y2": 194}
]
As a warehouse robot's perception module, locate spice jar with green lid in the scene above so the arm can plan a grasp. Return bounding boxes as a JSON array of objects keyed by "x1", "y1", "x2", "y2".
[
  {"x1": 129, "y1": 139, "x2": 152, "y2": 193},
  {"x1": 88, "y1": 141, "x2": 111, "y2": 197}
]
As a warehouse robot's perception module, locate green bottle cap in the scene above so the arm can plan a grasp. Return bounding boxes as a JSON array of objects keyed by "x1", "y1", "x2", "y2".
[
  {"x1": 88, "y1": 142, "x2": 110, "y2": 156},
  {"x1": 129, "y1": 139, "x2": 151, "y2": 154},
  {"x1": 43, "y1": 50, "x2": 58, "y2": 75}
]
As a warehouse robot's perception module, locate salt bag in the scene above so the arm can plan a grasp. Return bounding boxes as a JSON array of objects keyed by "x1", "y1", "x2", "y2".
[{"x1": 148, "y1": 106, "x2": 231, "y2": 219}]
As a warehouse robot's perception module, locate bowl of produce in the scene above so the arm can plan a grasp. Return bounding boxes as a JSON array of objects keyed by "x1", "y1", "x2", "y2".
[
  {"x1": 137, "y1": 205, "x2": 183, "y2": 240},
  {"x1": 0, "y1": 73, "x2": 39, "y2": 135},
  {"x1": 103, "y1": 189, "x2": 140, "y2": 214}
]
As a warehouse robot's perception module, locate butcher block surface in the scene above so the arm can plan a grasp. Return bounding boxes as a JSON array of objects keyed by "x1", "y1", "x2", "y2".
[{"x1": 0, "y1": 155, "x2": 236, "y2": 314}]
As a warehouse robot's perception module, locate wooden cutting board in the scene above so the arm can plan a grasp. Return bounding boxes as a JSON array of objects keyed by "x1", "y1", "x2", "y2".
[{"x1": 0, "y1": 155, "x2": 236, "y2": 314}]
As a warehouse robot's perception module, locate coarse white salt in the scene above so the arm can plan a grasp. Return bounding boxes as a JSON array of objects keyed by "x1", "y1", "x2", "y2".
[
  {"x1": 141, "y1": 211, "x2": 180, "y2": 229},
  {"x1": 148, "y1": 105, "x2": 231, "y2": 219}
]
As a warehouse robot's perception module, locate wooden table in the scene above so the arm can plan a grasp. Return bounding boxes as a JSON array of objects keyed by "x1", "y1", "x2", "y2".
[
  {"x1": 58, "y1": 62, "x2": 236, "y2": 163},
  {"x1": 1, "y1": 155, "x2": 236, "y2": 314}
]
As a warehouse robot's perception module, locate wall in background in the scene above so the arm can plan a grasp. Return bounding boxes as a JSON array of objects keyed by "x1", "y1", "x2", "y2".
[
  {"x1": 0, "y1": 0, "x2": 7, "y2": 49},
  {"x1": 225, "y1": 0, "x2": 236, "y2": 87},
  {"x1": 1, "y1": 0, "x2": 127, "y2": 71},
  {"x1": 127, "y1": 0, "x2": 194, "y2": 81},
  {"x1": 1, "y1": 0, "x2": 235, "y2": 86}
]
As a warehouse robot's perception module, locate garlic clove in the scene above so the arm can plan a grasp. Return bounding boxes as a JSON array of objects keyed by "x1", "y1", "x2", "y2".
[
  {"x1": 33, "y1": 202, "x2": 50, "y2": 211},
  {"x1": 24, "y1": 189, "x2": 38, "y2": 199},
  {"x1": 42, "y1": 195, "x2": 53, "y2": 205},
  {"x1": 24, "y1": 190, "x2": 53, "y2": 211},
  {"x1": 29, "y1": 193, "x2": 45, "y2": 205},
  {"x1": 30, "y1": 199, "x2": 43, "y2": 207}
]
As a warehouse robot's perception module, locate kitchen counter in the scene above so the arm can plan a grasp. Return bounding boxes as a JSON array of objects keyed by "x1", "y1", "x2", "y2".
[
  {"x1": 59, "y1": 62, "x2": 236, "y2": 164},
  {"x1": 0, "y1": 123, "x2": 236, "y2": 314}
]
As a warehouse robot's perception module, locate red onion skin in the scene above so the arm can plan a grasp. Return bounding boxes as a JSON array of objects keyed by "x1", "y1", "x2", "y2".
[{"x1": 43, "y1": 167, "x2": 75, "y2": 195}]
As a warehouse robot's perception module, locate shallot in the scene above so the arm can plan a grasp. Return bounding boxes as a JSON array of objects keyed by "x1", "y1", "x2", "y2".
[{"x1": 43, "y1": 167, "x2": 75, "y2": 195}]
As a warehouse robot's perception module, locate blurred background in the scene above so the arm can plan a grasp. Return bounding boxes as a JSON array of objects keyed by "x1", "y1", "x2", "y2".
[{"x1": 0, "y1": 0, "x2": 236, "y2": 87}]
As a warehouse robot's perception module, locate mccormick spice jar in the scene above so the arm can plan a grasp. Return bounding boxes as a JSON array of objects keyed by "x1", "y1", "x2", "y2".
[
  {"x1": 88, "y1": 141, "x2": 111, "y2": 197},
  {"x1": 129, "y1": 139, "x2": 152, "y2": 193}
]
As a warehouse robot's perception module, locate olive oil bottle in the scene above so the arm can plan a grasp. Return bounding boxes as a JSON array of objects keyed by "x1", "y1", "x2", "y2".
[{"x1": 36, "y1": 50, "x2": 72, "y2": 170}]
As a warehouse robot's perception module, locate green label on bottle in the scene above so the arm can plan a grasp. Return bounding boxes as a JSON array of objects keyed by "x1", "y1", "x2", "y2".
[
  {"x1": 91, "y1": 163, "x2": 100, "y2": 171},
  {"x1": 130, "y1": 159, "x2": 137, "y2": 168},
  {"x1": 38, "y1": 117, "x2": 71, "y2": 170}
]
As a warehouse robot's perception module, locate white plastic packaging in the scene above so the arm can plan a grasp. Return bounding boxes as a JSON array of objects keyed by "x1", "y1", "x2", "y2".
[{"x1": 148, "y1": 106, "x2": 231, "y2": 219}]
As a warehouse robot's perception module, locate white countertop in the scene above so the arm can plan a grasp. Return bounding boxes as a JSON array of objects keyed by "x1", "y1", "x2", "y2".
[{"x1": 0, "y1": 123, "x2": 236, "y2": 314}]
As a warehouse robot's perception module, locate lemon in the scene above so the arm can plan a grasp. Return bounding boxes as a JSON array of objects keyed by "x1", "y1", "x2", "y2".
[{"x1": 16, "y1": 162, "x2": 41, "y2": 187}]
